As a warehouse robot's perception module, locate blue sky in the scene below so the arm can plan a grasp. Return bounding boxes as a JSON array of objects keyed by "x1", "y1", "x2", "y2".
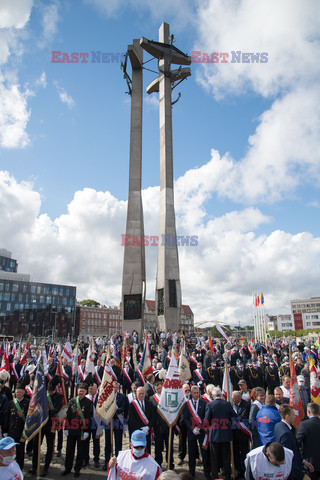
[{"x1": 0, "y1": 0, "x2": 320, "y2": 327}]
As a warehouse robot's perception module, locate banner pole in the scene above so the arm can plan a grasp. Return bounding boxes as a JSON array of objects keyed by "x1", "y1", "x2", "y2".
[
  {"x1": 36, "y1": 429, "x2": 41, "y2": 479},
  {"x1": 168, "y1": 425, "x2": 173, "y2": 471},
  {"x1": 110, "y1": 419, "x2": 113, "y2": 457}
]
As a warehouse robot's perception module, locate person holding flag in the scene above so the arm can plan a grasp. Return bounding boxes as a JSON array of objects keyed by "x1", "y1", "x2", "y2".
[
  {"x1": 29, "y1": 377, "x2": 63, "y2": 477},
  {"x1": 183, "y1": 385, "x2": 210, "y2": 479},
  {"x1": 204, "y1": 386, "x2": 236, "y2": 480},
  {"x1": 128, "y1": 386, "x2": 154, "y2": 453},
  {"x1": 62, "y1": 382, "x2": 93, "y2": 477},
  {"x1": 2, "y1": 381, "x2": 29, "y2": 470},
  {"x1": 22, "y1": 356, "x2": 49, "y2": 477}
]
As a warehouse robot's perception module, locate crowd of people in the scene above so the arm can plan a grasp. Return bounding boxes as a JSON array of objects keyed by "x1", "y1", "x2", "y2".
[{"x1": 0, "y1": 331, "x2": 320, "y2": 480}]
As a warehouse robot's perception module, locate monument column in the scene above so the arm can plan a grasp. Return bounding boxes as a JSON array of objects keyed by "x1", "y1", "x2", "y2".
[
  {"x1": 121, "y1": 40, "x2": 145, "y2": 339},
  {"x1": 141, "y1": 23, "x2": 191, "y2": 332}
]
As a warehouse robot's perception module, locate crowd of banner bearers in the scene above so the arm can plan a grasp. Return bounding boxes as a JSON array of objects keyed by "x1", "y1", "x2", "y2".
[{"x1": 0, "y1": 331, "x2": 320, "y2": 480}]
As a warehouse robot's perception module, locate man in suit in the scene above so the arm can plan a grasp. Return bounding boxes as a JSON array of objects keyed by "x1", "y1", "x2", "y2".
[
  {"x1": 128, "y1": 386, "x2": 154, "y2": 453},
  {"x1": 149, "y1": 380, "x2": 174, "y2": 469},
  {"x1": 296, "y1": 402, "x2": 320, "y2": 480},
  {"x1": 144, "y1": 374, "x2": 156, "y2": 399},
  {"x1": 62, "y1": 382, "x2": 93, "y2": 478},
  {"x1": 232, "y1": 390, "x2": 251, "y2": 479},
  {"x1": 183, "y1": 385, "x2": 210, "y2": 479},
  {"x1": 192, "y1": 362, "x2": 209, "y2": 394},
  {"x1": 104, "y1": 380, "x2": 129, "y2": 469},
  {"x1": 204, "y1": 385, "x2": 236, "y2": 480},
  {"x1": 30, "y1": 378, "x2": 63, "y2": 476},
  {"x1": 274, "y1": 404, "x2": 313, "y2": 480},
  {"x1": 2, "y1": 381, "x2": 29, "y2": 471},
  {"x1": 120, "y1": 360, "x2": 135, "y2": 396}
]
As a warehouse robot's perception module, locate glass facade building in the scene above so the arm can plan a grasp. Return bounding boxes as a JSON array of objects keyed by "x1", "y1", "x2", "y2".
[{"x1": 0, "y1": 250, "x2": 77, "y2": 340}]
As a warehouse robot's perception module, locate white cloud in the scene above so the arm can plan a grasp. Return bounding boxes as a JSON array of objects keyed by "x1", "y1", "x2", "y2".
[
  {"x1": 0, "y1": 0, "x2": 33, "y2": 29},
  {"x1": 0, "y1": 75, "x2": 32, "y2": 148},
  {"x1": 54, "y1": 82, "x2": 75, "y2": 108},
  {"x1": 38, "y1": 0, "x2": 60, "y2": 47},
  {"x1": 35, "y1": 72, "x2": 47, "y2": 88},
  {"x1": 195, "y1": 0, "x2": 320, "y2": 98},
  {"x1": 189, "y1": 0, "x2": 320, "y2": 205},
  {"x1": 0, "y1": 0, "x2": 42, "y2": 148},
  {"x1": 1, "y1": 169, "x2": 320, "y2": 326}
]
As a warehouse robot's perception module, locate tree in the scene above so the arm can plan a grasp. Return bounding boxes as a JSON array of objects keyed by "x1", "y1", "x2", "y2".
[{"x1": 78, "y1": 299, "x2": 100, "y2": 307}]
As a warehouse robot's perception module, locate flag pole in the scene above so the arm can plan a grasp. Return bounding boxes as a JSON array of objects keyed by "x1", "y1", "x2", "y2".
[
  {"x1": 226, "y1": 362, "x2": 235, "y2": 480},
  {"x1": 36, "y1": 429, "x2": 41, "y2": 479},
  {"x1": 168, "y1": 425, "x2": 173, "y2": 471},
  {"x1": 110, "y1": 419, "x2": 113, "y2": 457}
]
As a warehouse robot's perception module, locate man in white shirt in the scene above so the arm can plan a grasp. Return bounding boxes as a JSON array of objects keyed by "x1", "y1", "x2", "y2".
[
  {"x1": 245, "y1": 441, "x2": 293, "y2": 480},
  {"x1": 108, "y1": 430, "x2": 161, "y2": 480},
  {"x1": 0, "y1": 436, "x2": 23, "y2": 480},
  {"x1": 280, "y1": 376, "x2": 290, "y2": 401}
]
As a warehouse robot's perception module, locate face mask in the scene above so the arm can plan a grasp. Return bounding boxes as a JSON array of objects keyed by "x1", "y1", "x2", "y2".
[
  {"x1": 298, "y1": 382, "x2": 305, "y2": 387},
  {"x1": 184, "y1": 393, "x2": 190, "y2": 399},
  {"x1": 0, "y1": 454, "x2": 16, "y2": 465},
  {"x1": 132, "y1": 448, "x2": 145, "y2": 458}
]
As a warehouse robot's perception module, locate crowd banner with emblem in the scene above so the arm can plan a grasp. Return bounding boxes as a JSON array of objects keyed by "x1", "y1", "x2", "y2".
[
  {"x1": 96, "y1": 352, "x2": 117, "y2": 455},
  {"x1": 158, "y1": 353, "x2": 185, "y2": 467},
  {"x1": 23, "y1": 356, "x2": 48, "y2": 478},
  {"x1": 179, "y1": 340, "x2": 191, "y2": 384},
  {"x1": 310, "y1": 358, "x2": 320, "y2": 405},
  {"x1": 289, "y1": 349, "x2": 304, "y2": 428}
]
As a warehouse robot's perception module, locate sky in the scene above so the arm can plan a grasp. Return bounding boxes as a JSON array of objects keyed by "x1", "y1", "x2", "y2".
[{"x1": 0, "y1": 0, "x2": 320, "y2": 328}]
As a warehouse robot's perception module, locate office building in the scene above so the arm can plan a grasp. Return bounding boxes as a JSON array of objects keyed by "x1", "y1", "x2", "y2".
[{"x1": 0, "y1": 249, "x2": 77, "y2": 339}]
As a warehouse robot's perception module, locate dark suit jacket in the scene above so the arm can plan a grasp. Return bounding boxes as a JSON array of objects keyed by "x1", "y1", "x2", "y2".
[
  {"x1": 120, "y1": 368, "x2": 134, "y2": 390},
  {"x1": 149, "y1": 395, "x2": 169, "y2": 435},
  {"x1": 274, "y1": 420, "x2": 304, "y2": 480},
  {"x1": 183, "y1": 397, "x2": 207, "y2": 437},
  {"x1": 296, "y1": 416, "x2": 320, "y2": 471},
  {"x1": 204, "y1": 397, "x2": 236, "y2": 443},
  {"x1": 144, "y1": 382, "x2": 156, "y2": 399},
  {"x1": 128, "y1": 398, "x2": 154, "y2": 435}
]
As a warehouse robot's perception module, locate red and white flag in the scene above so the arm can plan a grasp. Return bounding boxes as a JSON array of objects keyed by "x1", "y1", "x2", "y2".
[
  {"x1": 62, "y1": 340, "x2": 73, "y2": 363},
  {"x1": 289, "y1": 353, "x2": 304, "y2": 428},
  {"x1": 85, "y1": 338, "x2": 96, "y2": 375},
  {"x1": 310, "y1": 359, "x2": 320, "y2": 406}
]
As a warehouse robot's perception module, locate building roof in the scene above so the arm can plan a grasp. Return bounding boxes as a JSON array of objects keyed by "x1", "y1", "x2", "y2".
[{"x1": 145, "y1": 299, "x2": 193, "y2": 315}]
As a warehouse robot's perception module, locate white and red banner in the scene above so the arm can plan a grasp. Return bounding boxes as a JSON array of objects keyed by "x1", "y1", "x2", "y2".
[
  {"x1": 310, "y1": 359, "x2": 320, "y2": 406},
  {"x1": 158, "y1": 353, "x2": 185, "y2": 427},
  {"x1": 96, "y1": 359, "x2": 117, "y2": 422},
  {"x1": 289, "y1": 354, "x2": 304, "y2": 428},
  {"x1": 62, "y1": 340, "x2": 73, "y2": 363}
]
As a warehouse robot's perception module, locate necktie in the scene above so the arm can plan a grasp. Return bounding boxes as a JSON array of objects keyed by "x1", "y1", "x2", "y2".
[{"x1": 194, "y1": 401, "x2": 197, "y2": 412}]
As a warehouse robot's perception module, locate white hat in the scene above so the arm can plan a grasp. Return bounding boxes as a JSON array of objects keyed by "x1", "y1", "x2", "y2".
[{"x1": 27, "y1": 364, "x2": 36, "y2": 374}]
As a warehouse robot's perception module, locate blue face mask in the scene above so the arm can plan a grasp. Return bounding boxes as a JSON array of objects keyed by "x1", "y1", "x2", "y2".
[{"x1": 133, "y1": 448, "x2": 145, "y2": 458}]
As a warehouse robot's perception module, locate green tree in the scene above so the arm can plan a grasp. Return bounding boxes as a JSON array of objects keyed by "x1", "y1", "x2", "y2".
[{"x1": 78, "y1": 299, "x2": 100, "y2": 307}]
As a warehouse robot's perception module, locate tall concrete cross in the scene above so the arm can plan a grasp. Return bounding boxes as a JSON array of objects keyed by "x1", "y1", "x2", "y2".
[
  {"x1": 141, "y1": 23, "x2": 191, "y2": 333},
  {"x1": 121, "y1": 39, "x2": 145, "y2": 340}
]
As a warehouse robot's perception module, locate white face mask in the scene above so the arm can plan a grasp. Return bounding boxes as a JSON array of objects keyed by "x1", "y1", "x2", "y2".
[
  {"x1": 1, "y1": 454, "x2": 16, "y2": 465},
  {"x1": 132, "y1": 447, "x2": 145, "y2": 458},
  {"x1": 184, "y1": 393, "x2": 190, "y2": 400}
]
